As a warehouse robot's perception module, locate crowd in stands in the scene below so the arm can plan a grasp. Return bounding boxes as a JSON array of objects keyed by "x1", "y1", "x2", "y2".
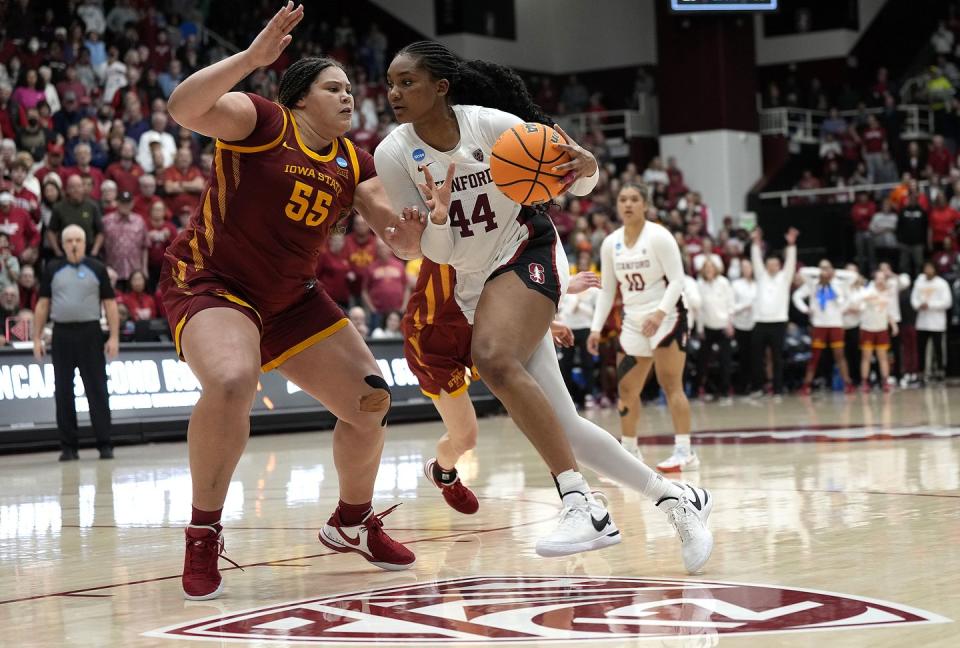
[{"x1": 0, "y1": 2, "x2": 954, "y2": 411}]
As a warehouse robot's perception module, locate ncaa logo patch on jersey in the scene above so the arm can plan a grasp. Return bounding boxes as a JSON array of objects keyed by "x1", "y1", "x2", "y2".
[
  {"x1": 472, "y1": 148, "x2": 484, "y2": 162},
  {"x1": 412, "y1": 148, "x2": 426, "y2": 162},
  {"x1": 335, "y1": 156, "x2": 349, "y2": 168},
  {"x1": 529, "y1": 263, "x2": 546, "y2": 285}
]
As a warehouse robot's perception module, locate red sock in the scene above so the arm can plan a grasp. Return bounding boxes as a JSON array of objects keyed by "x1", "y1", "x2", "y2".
[
  {"x1": 337, "y1": 500, "x2": 372, "y2": 525},
  {"x1": 191, "y1": 506, "x2": 223, "y2": 532}
]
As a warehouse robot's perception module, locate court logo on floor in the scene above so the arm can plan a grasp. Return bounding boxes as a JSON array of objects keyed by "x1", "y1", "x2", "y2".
[{"x1": 146, "y1": 575, "x2": 949, "y2": 643}]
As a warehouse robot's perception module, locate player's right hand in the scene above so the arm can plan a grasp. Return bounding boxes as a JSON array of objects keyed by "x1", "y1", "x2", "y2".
[
  {"x1": 785, "y1": 227, "x2": 800, "y2": 245},
  {"x1": 586, "y1": 331, "x2": 601, "y2": 356},
  {"x1": 418, "y1": 163, "x2": 456, "y2": 225},
  {"x1": 244, "y1": 2, "x2": 304, "y2": 69}
]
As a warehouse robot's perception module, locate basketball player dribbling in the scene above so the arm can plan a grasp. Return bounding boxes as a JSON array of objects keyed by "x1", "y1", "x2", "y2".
[
  {"x1": 376, "y1": 41, "x2": 714, "y2": 572},
  {"x1": 402, "y1": 258, "x2": 600, "y2": 515},
  {"x1": 587, "y1": 183, "x2": 699, "y2": 472},
  {"x1": 160, "y1": 3, "x2": 428, "y2": 600}
]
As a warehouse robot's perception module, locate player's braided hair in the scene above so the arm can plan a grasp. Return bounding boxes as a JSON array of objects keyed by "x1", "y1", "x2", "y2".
[
  {"x1": 277, "y1": 57, "x2": 344, "y2": 108},
  {"x1": 397, "y1": 41, "x2": 552, "y2": 125}
]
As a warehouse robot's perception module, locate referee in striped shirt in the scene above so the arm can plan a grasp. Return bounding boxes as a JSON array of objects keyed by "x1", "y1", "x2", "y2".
[{"x1": 33, "y1": 225, "x2": 119, "y2": 461}]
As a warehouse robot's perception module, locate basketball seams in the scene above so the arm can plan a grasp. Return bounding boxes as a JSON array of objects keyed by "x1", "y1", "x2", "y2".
[
  {"x1": 493, "y1": 124, "x2": 569, "y2": 205},
  {"x1": 521, "y1": 126, "x2": 548, "y2": 204},
  {"x1": 492, "y1": 152, "x2": 565, "y2": 180}
]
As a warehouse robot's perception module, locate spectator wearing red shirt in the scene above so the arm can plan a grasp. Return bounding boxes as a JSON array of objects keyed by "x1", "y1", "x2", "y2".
[
  {"x1": 119, "y1": 270, "x2": 157, "y2": 321},
  {"x1": 34, "y1": 143, "x2": 70, "y2": 185},
  {"x1": 927, "y1": 135, "x2": 952, "y2": 177},
  {"x1": 929, "y1": 193, "x2": 960, "y2": 249},
  {"x1": 344, "y1": 214, "x2": 377, "y2": 298},
  {"x1": 362, "y1": 239, "x2": 409, "y2": 326},
  {"x1": 105, "y1": 140, "x2": 145, "y2": 195},
  {"x1": 861, "y1": 115, "x2": 887, "y2": 181},
  {"x1": 0, "y1": 192, "x2": 40, "y2": 263},
  {"x1": 133, "y1": 174, "x2": 170, "y2": 222},
  {"x1": 933, "y1": 236, "x2": 958, "y2": 275},
  {"x1": 839, "y1": 124, "x2": 863, "y2": 175},
  {"x1": 64, "y1": 142, "x2": 104, "y2": 200},
  {"x1": 8, "y1": 159, "x2": 39, "y2": 223},
  {"x1": 145, "y1": 201, "x2": 177, "y2": 291},
  {"x1": 162, "y1": 148, "x2": 204, "y2": 221},
  {"x1": 316, "y1": 233, "x2": 353, "y2": 311},
  {"x1": 850, "y1": 192, "x2": 877, "y2": 271},
  {"x1": 102, "y1": 191, "x2": 147, "y2": 290},
  {"x1": 17, "y1": 263, "x2": 38, "y2": 311}
]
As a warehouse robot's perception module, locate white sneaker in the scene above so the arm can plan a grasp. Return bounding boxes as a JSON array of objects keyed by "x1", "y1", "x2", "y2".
[
  {"x1": 535, "y1": 491, "x2": 621, "y2": 557},
  {"x1": 656, "y1": 446, "x2": 700, "y2": 473},
  {"x1": 659, "y1": 483, "x2": 714, "y2": 574}
]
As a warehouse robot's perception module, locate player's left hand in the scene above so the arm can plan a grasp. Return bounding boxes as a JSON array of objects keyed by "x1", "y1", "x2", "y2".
[
  {"x1": 641, "y1": 309, "x2": 666, "y2": 338},
  {"x1": 568, "y1": 271, "x2": 600, "y2": 294},
  {"x1": 550, "y1": 321, "x2": 574, "y2": 347},
  {"x1": 551, "y1": 124, "x2": 599, "y2": 191}
]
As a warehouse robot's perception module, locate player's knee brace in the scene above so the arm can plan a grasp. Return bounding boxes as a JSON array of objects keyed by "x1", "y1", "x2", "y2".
[{"x1": 359, "y1": 375, "x2": 392, "y2": 426}]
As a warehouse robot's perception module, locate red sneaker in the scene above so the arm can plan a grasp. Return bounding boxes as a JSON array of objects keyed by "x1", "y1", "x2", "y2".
[
  {"x1": 423, "y1": 458, "x2": 480, "y2": 515},
  {"x1": 318, "y1": 505, "x2": 415, "y2": 571},
  {"x1": 861, "y1": 383, "x2": 871, "y2": 394},
  {"x1": 425, "y1": 458, "x2": 479, "y2": 515},
  {"x1": 182, "y1": 525, "x2": 241, "y2": 601},
  {"x1": 844, "y1": 383, "x2": 857, "y2": 395},
  {"x1": 800, "y1": 384, "x2": 812, "y2": 396},
  {"x1": 882, "y1": 382, "x2": 892, "y2": 394}
]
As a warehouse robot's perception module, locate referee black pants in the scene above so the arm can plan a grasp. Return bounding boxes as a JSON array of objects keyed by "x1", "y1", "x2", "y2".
[{"x1": 52, "y1": 322, "x2": 112, "y2": 451}]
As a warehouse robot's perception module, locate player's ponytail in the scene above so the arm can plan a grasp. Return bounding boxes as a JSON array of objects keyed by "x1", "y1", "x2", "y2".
[
  {"x1": 278, "y1": 57, "x2": 344, "y2": 108},
  {"x1": 397, "y1": 41, "x2": 551, "y2": 125}
]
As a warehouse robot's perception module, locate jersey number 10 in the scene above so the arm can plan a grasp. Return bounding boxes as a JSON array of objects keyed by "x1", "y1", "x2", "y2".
[
  {"x1": 285, "y1": 180, "x2": 334, "y2": 227},
  {"x1": 449, "y1": 194, "x2": 498, "y2": 238},
  {"x1": 626, "y1": 273, "x2": 646, "y2": 292}
]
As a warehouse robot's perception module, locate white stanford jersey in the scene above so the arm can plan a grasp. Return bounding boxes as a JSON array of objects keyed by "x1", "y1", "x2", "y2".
[
  {"x1": 375, "y1": 105, "x2": 526, "y2": 275},
  {"x1": 591, "y1": 222, "x2": 686, "y2": 332}
]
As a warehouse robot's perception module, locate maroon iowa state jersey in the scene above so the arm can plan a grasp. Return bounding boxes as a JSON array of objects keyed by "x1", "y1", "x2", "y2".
[{"x1": 165, "y1": 93, "x2": 376, "y2": 310}]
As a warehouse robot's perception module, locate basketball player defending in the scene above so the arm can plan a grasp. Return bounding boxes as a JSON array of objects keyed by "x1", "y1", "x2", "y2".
[
  {"x1": 376, "y1": 41, "x2": 713, "y2": 572},
  {"x1": 161, "y1": 3, "x2": 426, "y2": 599},
  {"x1": 587, "y1": 184, "x2": 698, "y2": 473},
  {"x1": 403, "y1": 259, "x2": 600, "y2": 515}
]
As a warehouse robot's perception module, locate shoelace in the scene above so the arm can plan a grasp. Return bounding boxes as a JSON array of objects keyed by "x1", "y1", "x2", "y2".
[
  {"x1": 187, "y1": 535, "x2": 243, "y2": 572},
  {"x1": 361, "y1": 503, "x2": 402, "y2": 536},
  {"x1": 669, "y1": 499, "x2": 699, "y2": 542}
]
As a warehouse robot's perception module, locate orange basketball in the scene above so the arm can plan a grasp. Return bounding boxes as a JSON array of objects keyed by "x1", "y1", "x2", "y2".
[{"x1": 490, "y1": 123, "x2": 572, "y2": 206}]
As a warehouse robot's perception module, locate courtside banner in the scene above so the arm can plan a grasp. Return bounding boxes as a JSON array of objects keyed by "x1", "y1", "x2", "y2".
[{"x1": 0, "y1": 341, "x2": 492, "y2": 439}]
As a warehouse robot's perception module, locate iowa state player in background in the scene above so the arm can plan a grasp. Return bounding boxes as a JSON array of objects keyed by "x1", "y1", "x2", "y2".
[
  {"x1": 376, "y1": 41, "x2": 713, "y2": 573},
  {"x1": 160, "y1": 3, "x2": 429, "y2": 601}
]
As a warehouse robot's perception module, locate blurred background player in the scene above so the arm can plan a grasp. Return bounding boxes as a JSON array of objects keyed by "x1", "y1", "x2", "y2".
[
  {"x1": 588, "y1": 183, "x2": 698, "y2": 472},
  {"x1": 856, "y1": 270, "x2": 899, "y2": 392}
]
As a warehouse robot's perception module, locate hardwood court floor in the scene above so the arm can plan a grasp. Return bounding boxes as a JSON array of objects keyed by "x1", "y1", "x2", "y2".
[{"x1": 1, "y1": 387, "x2": 958, "y2": 646}]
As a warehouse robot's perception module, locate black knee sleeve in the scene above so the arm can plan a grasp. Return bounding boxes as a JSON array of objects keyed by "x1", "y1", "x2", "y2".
[
  {"x1": 618, "y1": 405, "x2": 629, "y2": 417},
  {"x1": 617, "y1": 355, "x2": 638, "y2": 382},
  {"x1": 363, "y1": 375, "x2": 392, "y2": 426}
]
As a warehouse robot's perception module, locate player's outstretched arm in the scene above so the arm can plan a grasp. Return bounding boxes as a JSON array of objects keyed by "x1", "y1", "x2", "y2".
[
  {"x1": 354, "y1": 176, "x2": 427, "y2": 260},
  {"x1": 168, "y1": 2, "x2": 304, "y2": 141}
]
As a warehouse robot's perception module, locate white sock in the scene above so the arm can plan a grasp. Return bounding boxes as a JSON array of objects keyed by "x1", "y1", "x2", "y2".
[
  {"x1": 524, "y1": 335, "x2": 683, "y2": 506},
  {"x1": 675, "y1": 435, "x2": 692, "y2": 453},
  {"x1": 555, "y1": 469, "x2": 589, "y2": 506},
  {"x1": 621, "y1": 435, "x2": 638, "y2": 451}
]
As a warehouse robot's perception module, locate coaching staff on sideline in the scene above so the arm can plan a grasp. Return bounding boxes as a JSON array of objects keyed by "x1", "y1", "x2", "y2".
[{"x1": 33, "y1": 224, "x2": 119, "y2": 461}]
